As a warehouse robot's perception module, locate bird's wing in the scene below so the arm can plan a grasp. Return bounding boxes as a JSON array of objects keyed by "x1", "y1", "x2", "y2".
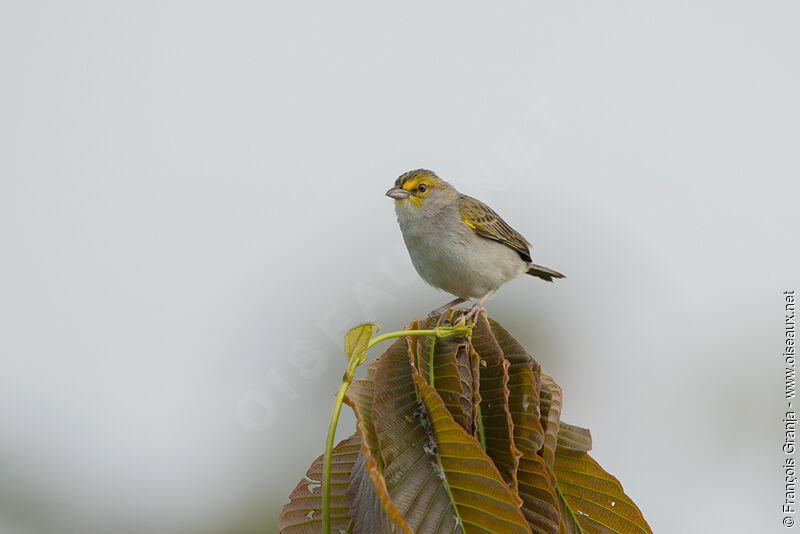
[{"x1": 458, "y1": 195, "x2": 532, "y2": 262}]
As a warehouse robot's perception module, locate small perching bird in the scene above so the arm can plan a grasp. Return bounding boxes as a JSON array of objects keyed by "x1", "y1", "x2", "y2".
[{"x1": 386, "y1": 169, "x2": 564, "y2": 320}]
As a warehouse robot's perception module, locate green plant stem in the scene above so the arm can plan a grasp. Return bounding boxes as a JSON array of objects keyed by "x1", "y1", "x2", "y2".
[
  {"x1": 365, "y1": 328, "x2": 449, "y2": 352},
  {"x1": 321, "y1": 379, "x2": 351, "y2": 534},
  {"x1": 321, "y1": 322, "x2": 473, "y2": 534}
]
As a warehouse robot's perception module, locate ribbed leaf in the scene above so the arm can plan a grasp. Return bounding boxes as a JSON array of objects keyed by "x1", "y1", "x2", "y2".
[
  {"x1": 481, "y1": 317, "x2": 560, "y2": 534},
  {"x1": 346, "y1": 451, "x2": 401, "y2": 534},
  {"x1": 558, "y1": 487, "x2": 586, "y2": 534},
  {"x1": 487, "y1": 317, "x2": 545, "y2": 454},
  {"x1": 369, "y1": 333, "x2": 532, "y2": 533},
  {"x1": 346, "y1": 378, "x2": 379, "y2": 458},
  {"x1": 557, "y1": 423, "x2": 592, "y2": 453},
  {"x1": 415, "y1": 373, "x2": 533, "y2": 533},
  {"x1": 554, "y1": 447, "x2": 652, "y2": 534},
  {"x1": 468, "y1": 340, "x2": 482, "y2": 439},
  {"x1": 470, "y1": 314, "x2": 522, "y2": 497},
  {"x1": 369, "y1": 337, "x2": 460, "y2": 532},
  {"x1": 538, "y1": 373, "x2": 562, "y2": 469},
  {"x1": 282, "y1": 314, "x2": 651, "y2": 534},
  {"x1": 517, "y1": 454, "x2": 561, "y2": 534},
  {"x1": 412, "y1": 316, "x2": 474, "y2": 432},
  {"x1": 486, "y1": 317, "x2": 542, "y2": 374},
  {"x1": 345, "y1": 360, "x2": 414, "y2": 534},
  {"x1": 278, "y1": 435, "x2": 360, "y2": 533}
]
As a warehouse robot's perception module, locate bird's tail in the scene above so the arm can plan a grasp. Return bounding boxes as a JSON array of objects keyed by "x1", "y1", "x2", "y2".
[{"x1": 526, "y1": 263, "x2": 566, "y2": 282}]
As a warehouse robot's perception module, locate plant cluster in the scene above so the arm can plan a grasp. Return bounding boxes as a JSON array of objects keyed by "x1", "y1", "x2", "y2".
[{"x1": 279, "y1": 312, "x2": 651, "y2": 534}]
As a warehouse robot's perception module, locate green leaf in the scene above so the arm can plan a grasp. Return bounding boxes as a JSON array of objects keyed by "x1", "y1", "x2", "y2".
[{"x1": 344, "y1": 323, "x2": 379, "y2": 361}]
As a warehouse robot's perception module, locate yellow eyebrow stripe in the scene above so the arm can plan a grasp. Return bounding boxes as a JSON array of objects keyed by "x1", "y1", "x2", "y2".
[{"x1": 401, "y1": 176, "x2": 425, "y2": 191}]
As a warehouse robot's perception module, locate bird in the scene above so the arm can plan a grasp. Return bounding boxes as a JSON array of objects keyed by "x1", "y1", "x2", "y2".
[{"x1": 386, "y1": 169, "x2": 564, "y2": 321}]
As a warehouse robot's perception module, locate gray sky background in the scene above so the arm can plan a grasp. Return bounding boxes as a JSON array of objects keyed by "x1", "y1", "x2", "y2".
[{"x1": 1, "y1": 2, "x2": 798, "y2": 533}]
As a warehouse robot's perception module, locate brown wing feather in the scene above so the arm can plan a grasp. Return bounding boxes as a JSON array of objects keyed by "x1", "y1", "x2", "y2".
[{"x1": 458, "y1": 195, "x2": 532, "y2": 262}]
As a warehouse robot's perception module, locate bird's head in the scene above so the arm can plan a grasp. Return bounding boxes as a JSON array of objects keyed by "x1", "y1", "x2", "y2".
[{"x1": 385, "y1": 169, "x2": 454, "y2": 210}]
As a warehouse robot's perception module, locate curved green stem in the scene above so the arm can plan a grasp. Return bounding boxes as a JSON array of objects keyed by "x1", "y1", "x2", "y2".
[
  {"x1": 321, "y1": 321, "x2": 473, "y2": 534},
  {"x1": 321, "y1": 380, "x2": 351, "y2": 534},
  {"x1": 366, "y1": 328, "x2": 439, "y2": 351}
]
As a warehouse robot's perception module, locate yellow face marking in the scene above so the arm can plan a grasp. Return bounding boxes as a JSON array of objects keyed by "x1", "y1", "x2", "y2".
[
  {"x1": 393, "y1": 169, "x2": 438, "y2": 206},
  {"x1": 400, "y1": 176, "x2": 427, "y2": 192}
]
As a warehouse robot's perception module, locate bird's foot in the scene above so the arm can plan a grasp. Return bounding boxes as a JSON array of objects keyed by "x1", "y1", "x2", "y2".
[
  {"x1": 462, "y1": 302, "x2": 485, "y2": 323},
  {"x1": 459, "y1": 289, "x2": 494, "y2": 323}
]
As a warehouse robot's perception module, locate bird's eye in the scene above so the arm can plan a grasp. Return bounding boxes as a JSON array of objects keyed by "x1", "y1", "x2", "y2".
[{"x1": 417, "y1": 184, "x2": 428, "y2": 193}]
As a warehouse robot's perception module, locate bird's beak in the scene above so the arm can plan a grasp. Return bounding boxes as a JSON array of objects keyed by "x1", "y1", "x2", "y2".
[{"x1": 385, "y1": 186, "x2": 410, "y2": 200}]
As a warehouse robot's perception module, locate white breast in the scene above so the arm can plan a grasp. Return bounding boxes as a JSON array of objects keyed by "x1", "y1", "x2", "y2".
[{"x1": 395, "y1": 202, "x2": 527, "y2": 300}]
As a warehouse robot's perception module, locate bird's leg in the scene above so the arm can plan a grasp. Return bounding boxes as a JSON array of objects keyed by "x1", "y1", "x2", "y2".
[
  {"x1": 428, "y1": 297, "x2": 465, "y2": 318},
  {"x1": 464, "y1": 290, "x2": 496, "y2": 322}
]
